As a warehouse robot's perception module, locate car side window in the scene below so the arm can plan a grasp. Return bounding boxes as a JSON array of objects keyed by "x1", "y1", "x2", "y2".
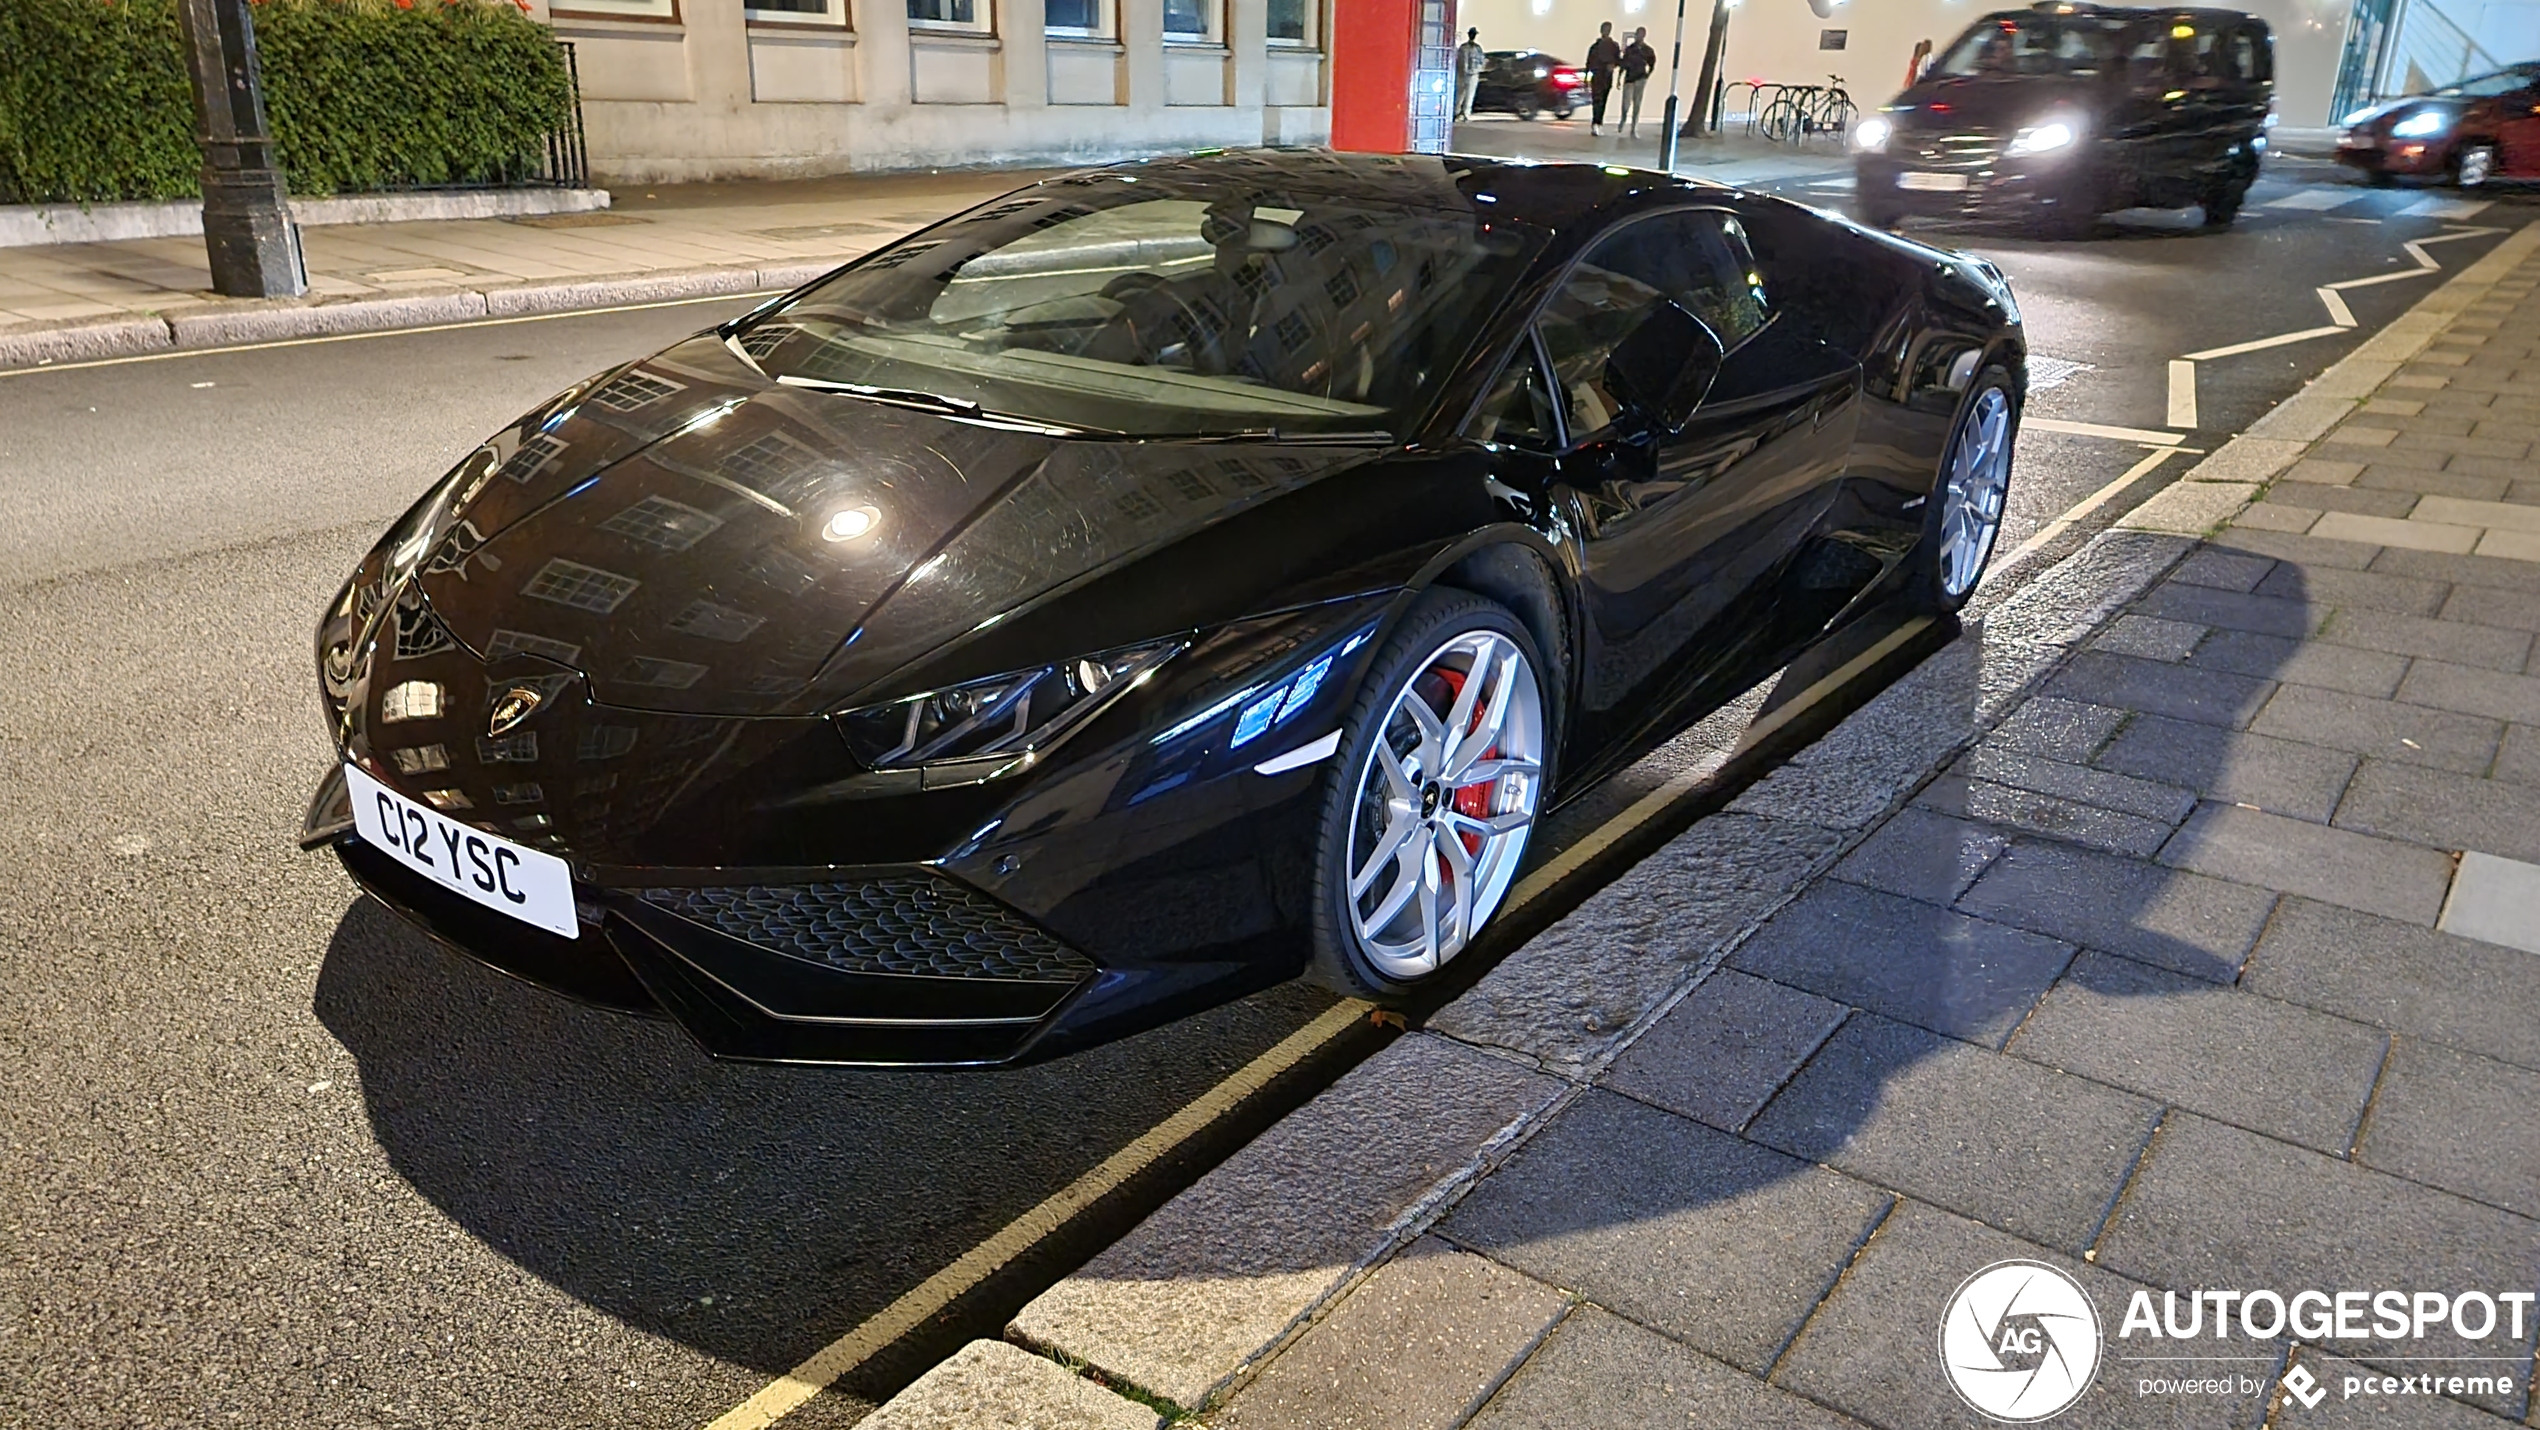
[
  {"x1": 1473, "y1": 335, "x2": 1562, "y2": 450},
  {"x1": 1533, "y1": 210, "x2": 1767, "y2": 444}
]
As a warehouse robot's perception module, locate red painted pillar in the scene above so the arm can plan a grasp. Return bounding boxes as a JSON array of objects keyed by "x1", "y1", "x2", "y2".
[{"x1": 1330, "y1": 0, "x2": 1454, "y2": 153}]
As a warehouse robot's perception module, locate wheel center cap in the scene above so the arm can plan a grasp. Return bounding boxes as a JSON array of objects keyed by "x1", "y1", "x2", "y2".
[{"x1": 1421, "y1": 782, "x2": 1441, "y2": 818}]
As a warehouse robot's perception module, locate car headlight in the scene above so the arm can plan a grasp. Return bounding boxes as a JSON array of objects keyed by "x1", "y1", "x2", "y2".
[
  {"x1": 834, "y1": 638, "x2": 1185, "y2": 779},
  {"x1": 2339, "y1": 105, "x2": 2382, "y2": 126},
  {"x1": 2005, "y1": 119, "x2": 2079, "y2": 157},
  {"x1": 2390, "y1": 109, "x2": 2449, "y2": 138},
  {"x1": 1852, "y1": 116, "x2": 1893, "y2": 152}
]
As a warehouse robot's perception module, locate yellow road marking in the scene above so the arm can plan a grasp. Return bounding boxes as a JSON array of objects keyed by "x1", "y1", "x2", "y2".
[{"x1": 1983, "y1": 444, "x2": 2184, "y2": 585}]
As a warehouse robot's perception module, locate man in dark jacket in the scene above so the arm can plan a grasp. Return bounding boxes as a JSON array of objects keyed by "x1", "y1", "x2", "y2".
[
  {"x1": 1619, "y1": 27, "x2": 1658, "y2": 136},
  {"x1": 1585, "y1": 22, "x2": 1623, "y2": 135}
]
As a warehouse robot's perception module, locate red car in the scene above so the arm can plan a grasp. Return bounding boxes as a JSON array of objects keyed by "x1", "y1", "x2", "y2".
[{"x1": 2336, "y1": 62, "x2": 2540, "y2": 187}]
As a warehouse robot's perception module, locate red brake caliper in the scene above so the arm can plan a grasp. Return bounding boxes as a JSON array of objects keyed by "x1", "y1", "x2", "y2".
[{"x1": 1432, "y1": 667, "x2": 1496, "y2": 859}]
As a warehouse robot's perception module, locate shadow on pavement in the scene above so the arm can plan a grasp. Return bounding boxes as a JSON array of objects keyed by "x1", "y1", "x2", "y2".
[{"x1": 312, "y1": 897, "x2": 1333, "y2": 1376}]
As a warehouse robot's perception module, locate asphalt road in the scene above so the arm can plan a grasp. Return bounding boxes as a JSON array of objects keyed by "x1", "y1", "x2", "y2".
[{"x1": 2, "y1": 155, "x2": 2530, "y2": 1428}]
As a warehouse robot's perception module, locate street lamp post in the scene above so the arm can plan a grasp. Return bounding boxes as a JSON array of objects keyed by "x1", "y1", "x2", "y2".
[
  {"x1": 1657, "y1": 0, "x2": 1731, "y2": 171},
  {"x1": 176, "y1": 0, "x2": 304, "y2": 298}
]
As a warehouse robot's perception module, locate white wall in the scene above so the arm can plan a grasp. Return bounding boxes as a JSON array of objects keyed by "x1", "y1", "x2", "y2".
[
  {"x1": 532, "y1": 0, "x2": 1331, "y2": 182},
  {"x1": 1459, "y1": 0, "x2": 2361, "y2": 126}
]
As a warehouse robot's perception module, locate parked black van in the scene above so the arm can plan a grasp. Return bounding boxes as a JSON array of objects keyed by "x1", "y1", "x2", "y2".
[{"x1": 1853, "y1": 3, "x2": 2275, "y2": 236}]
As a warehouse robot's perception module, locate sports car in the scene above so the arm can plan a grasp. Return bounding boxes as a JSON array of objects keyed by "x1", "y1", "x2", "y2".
[{"x1": 302, "y1": 149, "x2": 2025, "y2": 1066}]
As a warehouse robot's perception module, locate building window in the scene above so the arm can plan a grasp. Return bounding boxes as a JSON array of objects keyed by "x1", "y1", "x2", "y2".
[
  {"x1": 1162, "y1": 0, "x2": 1217, "y2": 42},
  {"x1": 747, "y1": 0, "x2": 846, "y2": 23},
  {"x1": 1266, "y1": 0, "x2": 1312, "y2": 43},
  {"x1": 908, "y1": 0, "x2": 988, "y2": 31},
  {"x1": 554, "y1": 0, "x2": 678, "y2": 18},
  {"x1": 1046, "y1": 0, "x2": 1112, "y2": 37}
]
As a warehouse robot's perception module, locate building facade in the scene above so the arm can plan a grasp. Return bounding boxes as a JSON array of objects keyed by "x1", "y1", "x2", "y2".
[{"x1": 526, "y1": 0, "x2": 1336, "y2": 182}]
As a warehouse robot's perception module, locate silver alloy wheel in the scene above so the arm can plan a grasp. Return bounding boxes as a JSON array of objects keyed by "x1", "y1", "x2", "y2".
[
  {"x1": 2459, "y1": 145, "x2": 2495, "y2": 188},
  {"x1": 1938, "y1": 384, "x2": 2014, "y2": 599},
  {"x1": 1342, "y1": 629, "x2": 1545, "y2": 980}
]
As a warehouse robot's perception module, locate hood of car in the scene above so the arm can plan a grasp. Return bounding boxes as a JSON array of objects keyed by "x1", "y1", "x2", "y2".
[{"x1": 410, "y1": 333, "x2": 1383, "y2": 718}]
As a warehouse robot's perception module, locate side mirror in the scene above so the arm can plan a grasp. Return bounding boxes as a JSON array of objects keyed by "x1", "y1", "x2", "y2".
[{"x1": 1604, "y1": 300, "x2": 1725, "y2": 435}]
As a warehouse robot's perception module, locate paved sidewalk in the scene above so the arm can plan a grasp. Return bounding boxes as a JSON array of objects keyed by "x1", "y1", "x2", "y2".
[{"x1": 852, "y1": 220, "x2": 2540, "y2": 1429}]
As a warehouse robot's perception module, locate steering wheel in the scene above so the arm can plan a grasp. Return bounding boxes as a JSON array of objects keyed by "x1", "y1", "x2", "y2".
[{"x1": 1097, "y1": 271, "x2": 1226, "y2": 372}]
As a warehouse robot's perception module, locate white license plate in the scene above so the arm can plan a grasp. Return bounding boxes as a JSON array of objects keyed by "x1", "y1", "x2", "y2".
[
  {"x1": 1898, "y1": 171, "x2": 1972, "y2": 192},
  {"x1": 345, "y1": 762, "x2": 579, "y2": 938}
]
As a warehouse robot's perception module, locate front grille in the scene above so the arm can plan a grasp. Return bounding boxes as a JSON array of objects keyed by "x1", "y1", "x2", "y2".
[{"x1": 639, "y1": 878, "x2": 1097, "y2": 982}]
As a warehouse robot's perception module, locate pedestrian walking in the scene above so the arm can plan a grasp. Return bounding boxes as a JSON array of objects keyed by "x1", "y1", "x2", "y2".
[
  {"x1": 1456, "y1": 28, "x2": 1487, "y2": 122},
  {"x1": 1619, "y1": 27, "x2": 1657, "y2": 137},
  {"x1": 1585, "y1": 22, "x2": 1622, "y2": 135}
]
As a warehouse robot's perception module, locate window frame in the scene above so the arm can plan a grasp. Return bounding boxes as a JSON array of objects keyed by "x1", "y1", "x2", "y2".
[
  {"x1": 1462, "y1": 205, "x2": 1770, "y2": 452},
  {"x1": 1265, "y1": 0, "x2": 1319, "y2": 49},
  {"x1": 906, "y1": 0, "x2": 993, "y2": 36},
  {"x1": 552, "y1": 0, "x2": 680, "y2": 23},
  {"x1": 745, "y1": 0, "x2": 849, "y2": 27},
  {"x1": 1161, "y1": 0, "x2": 1223, "y2": 46},
  {"x1": 1043, "y1": 0, "x2": 1115, "y2": 39}
]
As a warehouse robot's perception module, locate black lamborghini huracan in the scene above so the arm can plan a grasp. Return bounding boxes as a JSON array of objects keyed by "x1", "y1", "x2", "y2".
[{"x1": 303, "y1": 149, "x2": 2024, "y2": 1065}]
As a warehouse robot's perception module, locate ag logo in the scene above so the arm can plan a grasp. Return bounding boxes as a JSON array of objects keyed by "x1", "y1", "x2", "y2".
[
  {"x1": 1940, "y1": 1260, "x2": 2103, "y2": 1422},
  {"x1": 486, "y1": 685, "x2": 546, "y2": 737}
]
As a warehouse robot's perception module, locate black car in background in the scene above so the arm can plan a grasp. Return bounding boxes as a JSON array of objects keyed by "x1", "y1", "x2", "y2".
[
  {"x1": 304, "y1": 151, "x2": 2026, "y2": 1066},
  {"x1": 1473, "y1": 49, "x2": 1586, "y2": 120},
  {"x1": 1854, "y1": 4, "x2": 2274, "y2": 235}
]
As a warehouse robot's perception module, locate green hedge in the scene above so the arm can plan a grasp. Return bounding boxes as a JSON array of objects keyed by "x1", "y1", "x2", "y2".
[{"x1": 0, "y1": 0, "x2": 576, "y2": 206}]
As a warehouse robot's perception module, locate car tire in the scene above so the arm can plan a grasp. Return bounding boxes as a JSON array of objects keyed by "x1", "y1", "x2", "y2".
[
  {"x1": 1857, "y1": 197, "x2": 1905, "y2": 231},
  {"x1": 1907, "y1": 365, "x2": 2019, "y2": 613},
  {"x1": 1306, "y1": 589, "x2": 1549, "y2": 1002},
  {"x1": 2456, "y1": 143, "x2": 2497, "y2": 189},
  {"x1": 1553, "y1": 101, "x2": 1575, "y2": 120},
  {"x1": 2028, "y1": 201, "x2": 2095, "y2": 240},
  {"x1": 2201, "y1": 177, "x2": 2247, "y2": 228},
  {"x1": 1514, "y1": 95, "x2": 1539, "y2": 121}
]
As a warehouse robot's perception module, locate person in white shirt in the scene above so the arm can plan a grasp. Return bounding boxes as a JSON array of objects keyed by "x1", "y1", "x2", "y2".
[{"x1": 1456, "y1": 29, "x2": 1488, "y2": 122}]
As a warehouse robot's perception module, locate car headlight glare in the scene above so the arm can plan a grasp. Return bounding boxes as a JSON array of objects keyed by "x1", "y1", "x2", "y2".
[
  {"x1": 2339, "y1": 106, "x2": 2380, "y2": 126},
  {"x1": 835, "y1": 638, "x2": 1184, "y2": 773},
  {"x1": 2006, "y1": 119, "x2": 2078, "y2": 157},
  {"x1": 1852, "y1": 116, "x2": 1893, "y2": 152},
  {"x1": 2390, "y1": 109, "x2": 2449, "y2": 138}
]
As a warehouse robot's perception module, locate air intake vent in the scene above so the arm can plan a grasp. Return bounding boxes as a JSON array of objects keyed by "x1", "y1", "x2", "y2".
[{"x1": 639, "y1": 878, "x2": 1096, "y2": 982}]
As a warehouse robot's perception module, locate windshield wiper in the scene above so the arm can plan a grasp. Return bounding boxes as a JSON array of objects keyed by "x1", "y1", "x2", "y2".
[
  {"x1": 1180, "y1": 428, "x2": 1395, "y2": 445},
  {"x1": 771, "y1": 375, "x2": 1121, "y2": 437}
]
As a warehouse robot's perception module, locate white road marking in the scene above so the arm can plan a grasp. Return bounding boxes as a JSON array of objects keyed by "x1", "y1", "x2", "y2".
[
  {"x1": 2316, "y1": 286, "x2": 2357, "y2": 328},
  {"x1": 2167, "y1": 359, "x2": 2198, "y2": 429},
  {"x1": 2399, "y1": 195, "x2": 2491, "y2": 219},
  {"x1": 2262, "y1": 186, "x2": 2367, "y2": 211},
  {"x1": 1984, "y1": 445, "x2": 2186, "y2": 583},
  {"x1": 703, "y1": 998, "x2": 1372, "y2": 1430},
  {"x1": 2025, "y1": 416, "x2": 2186, "y2": 445},
  {"x1": 1810, "y1": 177, "x2": 1858, "y2": 191},
  {"x1": 2183, "y1": 324, "x2": 2350, "y2": 361}
]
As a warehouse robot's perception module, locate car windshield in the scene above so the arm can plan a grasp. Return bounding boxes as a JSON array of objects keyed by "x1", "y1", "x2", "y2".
[
  {"x1": 2431, "y1": 68, "x2": 2534, "y2": 98},
  {"x1": 736, "y1": 177, "x2": 1543, "y2": 439},
  {"x1": 1930, "y1": 15, "x2": 2125, "y2": 78}
]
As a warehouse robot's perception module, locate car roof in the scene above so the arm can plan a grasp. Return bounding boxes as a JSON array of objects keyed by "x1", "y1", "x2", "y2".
[
  {"x1": 1979, "y1": 3, "x2": 2267, "y2": 22},
  {"x1": 1054, "y1": 149, "x2": 1729, "y2": 230}
]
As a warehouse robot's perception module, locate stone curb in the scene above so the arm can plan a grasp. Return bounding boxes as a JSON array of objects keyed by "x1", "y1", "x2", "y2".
[
  {"x1": 0, "y1": 260, "x2": 836, "y2": 373},
  {"x1": 822, "y1": 217, "x2": 2540, "y2": 1430}
]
